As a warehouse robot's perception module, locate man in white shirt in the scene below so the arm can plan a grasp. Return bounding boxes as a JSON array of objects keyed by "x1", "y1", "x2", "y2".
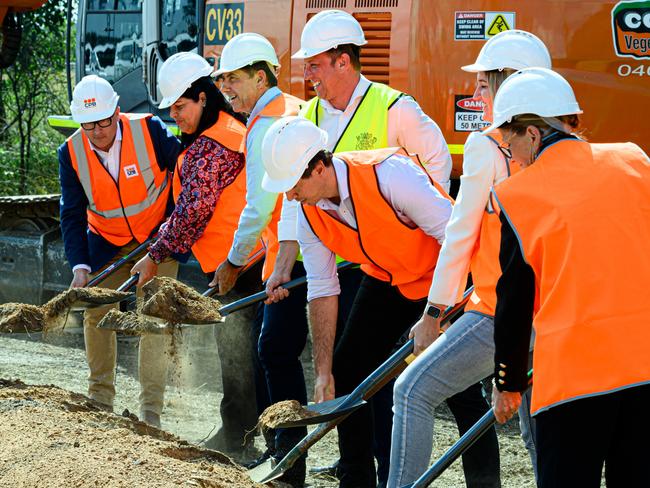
[
  {"x1": 261, "y1": 117, "x2": 452, "y2": 488},
  {"x1": 210, "y1": 33, "x2": 361, "y2": 487},
  {"x1": 293, "y1": 9, "x2": 452, "y2": 191}
]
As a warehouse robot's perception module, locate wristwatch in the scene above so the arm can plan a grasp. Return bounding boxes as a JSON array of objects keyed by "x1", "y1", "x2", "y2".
[{"x1": 426, "y1": 304, "x2": 443, "y2": 319}]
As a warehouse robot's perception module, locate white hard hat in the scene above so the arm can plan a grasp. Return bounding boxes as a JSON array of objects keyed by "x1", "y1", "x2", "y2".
[
  {"x1": 214, "y1": 33, "x2": 280, "y2": 77},
  {"x1": 483, "y1": 67, "x2": 582, "y2": 134},
  {"x1": 158, "y1": 52, "x2": 214, "y2": 109},
  {"x1": 292, "y1": 10, "x2": 367, "y2": 59},
  {"x1": 462, "y1": 29, "x2": 552, "y2": 72},
  {"x1": 70, "y1": 75, "x2": 119, "y2": 123},
  {"x1": 261, "y1": 116, "x2": 329, "y2": 193}
]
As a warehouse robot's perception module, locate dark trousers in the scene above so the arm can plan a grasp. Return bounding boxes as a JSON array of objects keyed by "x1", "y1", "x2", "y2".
[
  {"x1": 207, "y1": 261, "x2": 262, "y2": 450},
  {"x1": 258, "y1": 263, "x2": 363, "y2": 451},
  {"x1": 536, "y1": 384, "x2": 650, "y2": 488},
  {"x1": 333, "y1": 275, "x2": 499, "y2": 488}
]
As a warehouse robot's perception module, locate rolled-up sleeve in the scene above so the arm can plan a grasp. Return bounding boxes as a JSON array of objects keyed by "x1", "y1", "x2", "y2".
[
  {"x1": 228, "y1": 117, "x2": 281, "y2": 266},
  {"x1": 389, "y1": 96, "x2": 452, "y2": 192},
  {"x1": 428, "y1": 132, "x2": 497, "y2": 306},
  {"x1": 277, "y1": 196, "x2": 299, "y2": 242},
  {"x1": 297, "y1": 207, "x2": 340, "y2": 301}
]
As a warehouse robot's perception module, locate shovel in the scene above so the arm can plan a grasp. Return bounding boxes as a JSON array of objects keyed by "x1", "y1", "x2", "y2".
[
  {"x1": 67, "y1": 271, "x2": 139, "y2": 311},
  {"x1": 248, "y1": 287, "x2": 473, "y2": 484},
  {"x1": 402, "y1": 370, "x2": 533, "y2": 488},
  {"x1": 98, "y1": 261, "x2": 356, "y2": 333},
  {"x1": 67, "y1": 239, "x2": 152, "y2": 311}
]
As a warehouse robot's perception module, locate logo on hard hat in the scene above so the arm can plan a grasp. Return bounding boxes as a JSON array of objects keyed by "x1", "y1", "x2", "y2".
[
  {"x1": 612, "y1": 0, "x2": 650, "y2": 59},
  {"x1": 84, "y1": 98, "x2": 97, "y2": 108}
]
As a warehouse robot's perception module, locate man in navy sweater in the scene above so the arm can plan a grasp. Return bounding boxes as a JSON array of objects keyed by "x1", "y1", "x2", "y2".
[{"x1": 58, "y1": 75, "x2": 180, "y2": 427}]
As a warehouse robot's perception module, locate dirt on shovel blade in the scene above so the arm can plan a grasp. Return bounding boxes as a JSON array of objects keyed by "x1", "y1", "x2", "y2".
[
  {"x1": 258, "y1": 400, "x2": 319, "y2": 431},
  {"x1": 0, "y1": 379, "x2": 273, "y2": 488},
  {"x1": 0, "y1": 303, "x2": 45, "y2": 333},
  {"x1": 141, "y1": 277, "x2": 222, "y2": 325},
  {"x1": 43, "y1": 287, "x2": 132, "y2": 316},
  {"x1": 97, "y1": 309, "x2": 170, "y2": 335}
]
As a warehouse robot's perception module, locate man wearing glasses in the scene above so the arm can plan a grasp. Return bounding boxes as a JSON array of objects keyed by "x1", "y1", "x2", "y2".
[{"x1": 58, "y1": 75, "x2": 180, "y2": 428}]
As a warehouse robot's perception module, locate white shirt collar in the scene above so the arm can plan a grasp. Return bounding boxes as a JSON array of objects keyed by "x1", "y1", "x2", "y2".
[
  {"x1": 248, "y1": 86, "x2": 283, "y2": 125},
  {"x1": 318, "y1": 75, "x2": 371, "y2": 115}
]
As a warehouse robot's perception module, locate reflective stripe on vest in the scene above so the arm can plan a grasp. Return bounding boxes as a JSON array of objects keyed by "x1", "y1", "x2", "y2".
[
  {"x1": 172, "y1": 112, "x2": 255, "y2": 273},
  {"x1": 246, "y1": 92, "x2": 304, "y2": 281},
  {"x1": 466, "y1": 132, "x2": 518, "y2": 316},
  {"x1": 301, "y1": 148, "x2": 450, "y2": 300},
  {"x1": 493, "y1": 139, "x2": 650, "y2": 415},
  {"x1": 301, "y1": 82, "x2": 402, "y2": 152},
  {"x1": 69, "y1": 116, "x2": 168, "y2": 220},
  {"x1": 67, "y1": 113, "x2": 170, "y2": 246}
]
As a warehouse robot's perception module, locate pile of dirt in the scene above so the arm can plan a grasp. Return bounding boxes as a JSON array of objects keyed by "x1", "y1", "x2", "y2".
[
  {"x1": 0, "y1": 379, "x2": 278, "y2": 488},
  {"x1": 0, "y1": 303, "x2": 45, "y2": 333},
  {"x1": 96, "y1": 309, "x2": 167, "y2": 335},
  {"x1": 43, "y1": 287, "x2": 132, "y2": 316},
  {"x1": 258, "y1": 400, "x2": 318, "y2": 431},
  {"x1": 141, "y1": 277, "x2": 222, "y2": 325}
]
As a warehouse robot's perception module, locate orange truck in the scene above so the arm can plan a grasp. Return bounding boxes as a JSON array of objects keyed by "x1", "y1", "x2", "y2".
[
  {"x1": 0, "y1": 0, "x2": 46, "y2": 67},
  {"x1": 48, "y1": 0, "x2": 650, "y2": 175}
]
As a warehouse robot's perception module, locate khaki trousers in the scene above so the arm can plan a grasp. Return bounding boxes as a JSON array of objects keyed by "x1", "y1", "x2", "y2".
[{"x1": 83, "y1": 242, "x2": 178, "y2": 415}]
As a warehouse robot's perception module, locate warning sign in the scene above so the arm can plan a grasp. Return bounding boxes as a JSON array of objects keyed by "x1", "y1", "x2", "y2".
[
  {"x1": 454, "y1": 95, "x2": 489, "y2": 132},
  {"x1": 455, "y1": 11, "x2": 515, "y2": 41}
]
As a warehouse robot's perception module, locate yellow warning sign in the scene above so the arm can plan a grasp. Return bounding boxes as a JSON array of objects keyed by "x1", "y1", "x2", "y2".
[{"x1": 487, "y1": 14, "x2": 511, "y2": 36}]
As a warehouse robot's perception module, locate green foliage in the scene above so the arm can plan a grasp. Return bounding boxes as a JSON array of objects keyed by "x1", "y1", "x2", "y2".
[{"x1": 0, "y1": 0, "x2": 70, "y2": 196}]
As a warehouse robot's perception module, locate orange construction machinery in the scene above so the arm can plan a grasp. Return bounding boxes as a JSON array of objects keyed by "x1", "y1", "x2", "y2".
[{"x1": 47, "y1": 0, "x2": 649, "y2": 174}]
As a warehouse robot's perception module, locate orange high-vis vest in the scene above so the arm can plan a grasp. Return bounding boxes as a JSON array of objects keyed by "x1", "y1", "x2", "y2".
[
  {"x1": 245, "y1": 92, "x2": 304, "y2": 281},
  {"x1": 493, "y1": 139, "x2": 650, "y2": 415},
  {"x1": 302, "y1": 148, "x2": 450, "y2": 300},
  {"x1": 67, "y1": 113, "x2": 170, "y2": 247},
  {"x1": 172, "y1": 112, "x2": 261, "y2": 273},
  {"x1": 466, "y1": 132, "x2": 520, "y2": 316}
]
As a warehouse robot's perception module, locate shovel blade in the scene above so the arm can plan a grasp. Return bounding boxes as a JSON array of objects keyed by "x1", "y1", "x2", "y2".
[
  {"x1": 274, "y1": 395, "x2": 366, "y2": 428},
  {"x1": 248, "y1": 457, "x2": 285, "y2": 484},
  {"x1": 69, "y1": 294, "x2": 134, "y2": 311}
]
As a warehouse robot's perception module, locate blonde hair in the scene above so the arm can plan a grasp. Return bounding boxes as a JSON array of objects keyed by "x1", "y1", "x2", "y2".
[{"x1": 486, "y1": 68, "x2": 516, "y2": 101}]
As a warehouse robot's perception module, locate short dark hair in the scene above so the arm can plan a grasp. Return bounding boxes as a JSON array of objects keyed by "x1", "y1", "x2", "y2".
[
  {"x1": 240, "y1": 61, "x2": 278, "y2": 88},
  {"x1": 326, "y1": 44, "x2": 361, "y2": 71},
  {"x1": 302, "y1": 150, "x2": 333, "y2": 179}
]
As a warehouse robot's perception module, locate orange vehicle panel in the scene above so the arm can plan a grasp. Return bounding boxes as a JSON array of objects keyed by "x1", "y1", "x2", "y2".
[{"x1": 204, "y1": 1, "x2": 650, "y2": 176}]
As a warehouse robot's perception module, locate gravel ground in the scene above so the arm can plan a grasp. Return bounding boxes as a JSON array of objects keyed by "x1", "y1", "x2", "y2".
[{"x1": 0, "y1": 324, "x2": 536, "y2": 487}]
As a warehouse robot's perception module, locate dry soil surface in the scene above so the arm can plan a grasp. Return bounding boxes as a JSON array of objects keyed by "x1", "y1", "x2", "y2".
[{"x1": 0, "y1": 326, "x2": 536, "y2": 487}]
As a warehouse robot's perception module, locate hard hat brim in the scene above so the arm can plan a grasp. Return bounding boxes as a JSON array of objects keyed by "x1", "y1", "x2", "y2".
[
  {"x1": 214, "y1": 61, "x2": 280, "y2": 78},
  {"x1": 261, "y1": 171, "x2": 303, "y2": 194},
  {"x1": 461, "y1": 62, "x2": 489, "y2": 73}
]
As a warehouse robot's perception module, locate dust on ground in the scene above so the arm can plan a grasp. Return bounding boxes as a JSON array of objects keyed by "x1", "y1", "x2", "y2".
[
  {"x1": 0, "y1": 379, "x2": 281, "y2": 488},
  {"x1": 0, "y1": 327, "x2": 537, "y2": 487},
  {"x1": 258, "y1": 400, "x2": 319, "y2": 430},
  {"x1": 141, "y1": 277, "x2": 222, "y2": 325}
]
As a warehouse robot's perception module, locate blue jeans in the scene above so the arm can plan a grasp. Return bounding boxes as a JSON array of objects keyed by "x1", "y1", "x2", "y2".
[{"x1": 388, "y1": 311, "x2": 537, "y2": 487}]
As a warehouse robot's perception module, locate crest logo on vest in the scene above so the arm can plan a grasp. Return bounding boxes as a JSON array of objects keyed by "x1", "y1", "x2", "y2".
[
  {"x1": 355, "y1": 132, "x2": 378, "y2": 151},
  {"x1": 123, "y1": 164, "x2": 139, "y2": 178}
]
